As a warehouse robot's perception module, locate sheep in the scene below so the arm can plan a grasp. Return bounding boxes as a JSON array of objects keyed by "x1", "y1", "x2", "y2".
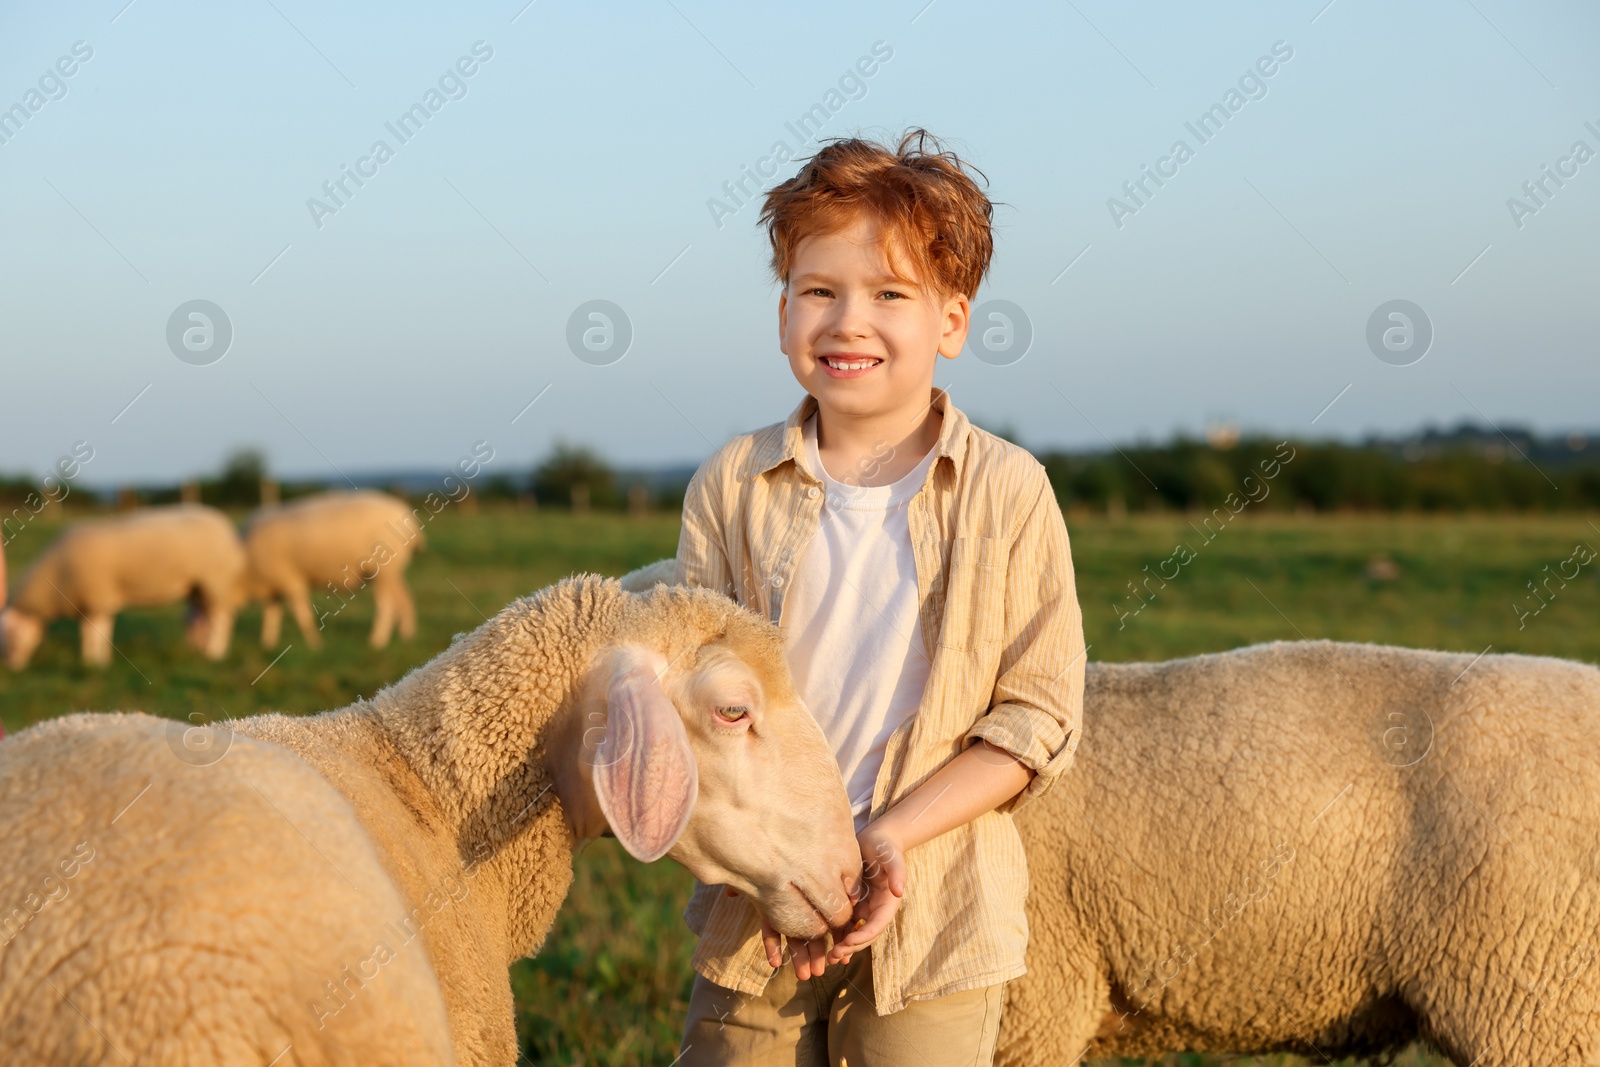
[
  {"x1": 0, "y1": 504, "x2": 245, "y2": 669},
  {"x1": 999, "y1": 640, "x2": 1600, "y2": 1067},
  {"x1": 240, "y1": 490, "x2": 424, "y2": 651},
  {"x1": 0, "y1": 573, "x2": 863, "y2": 1066}
]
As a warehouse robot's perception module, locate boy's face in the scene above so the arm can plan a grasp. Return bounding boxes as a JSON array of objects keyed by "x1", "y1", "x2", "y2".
[{"x1": 779, "y1": 214, "x2": 970, "y2": 425}]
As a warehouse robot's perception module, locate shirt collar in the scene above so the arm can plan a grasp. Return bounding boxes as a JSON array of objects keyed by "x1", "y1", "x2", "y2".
[{"x1": 748, "y1": 386, "x2": 970, "y2": 482}]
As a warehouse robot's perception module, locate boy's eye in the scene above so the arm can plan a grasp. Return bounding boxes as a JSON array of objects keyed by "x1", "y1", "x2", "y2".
[
  {"x1": 806, "y1": 287, "x2": 832, "y2": 298},
  {"x1": 879, "y1": 290, "x2": 906, "y2": 300},
  {"x1": 713, "y1": 704, "x2": 750, "y2": 722}
]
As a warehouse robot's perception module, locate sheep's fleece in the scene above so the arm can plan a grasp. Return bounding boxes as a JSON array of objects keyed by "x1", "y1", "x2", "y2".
[
  {"x1": 1000, "y1": 640, "x2": 1600, "y2": 1067},
  {"x1": 0, "y1": 574, "x2": 783, "y2": 1066}
]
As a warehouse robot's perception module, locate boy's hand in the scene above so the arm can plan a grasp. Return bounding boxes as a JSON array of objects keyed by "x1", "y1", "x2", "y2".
[
  {"x1": 730, "y1": 819, "x2": 909, "y2": 978},
  {"x1": 827, "y1": 821, "x2": 906, "y2": 966},
  {"x1": 725, "y1": 887, "x2": 841, "y2": 981},
  {"x1": 761, "y1": 918, "x2": 833, "y2": 981}
]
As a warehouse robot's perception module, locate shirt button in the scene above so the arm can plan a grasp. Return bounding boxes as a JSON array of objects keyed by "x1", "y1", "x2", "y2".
[
  {"x1": 806, "y1": 486, "x2": 819, "y2": 499},
  {"x1": 772, "y1": 575, "x2": 786, "y2": 589}
]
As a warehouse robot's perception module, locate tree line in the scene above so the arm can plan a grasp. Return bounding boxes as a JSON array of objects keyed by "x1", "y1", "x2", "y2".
[
  {"x1": 1035, "y1": 428, "x2": 1599, "y2": 513},
  {"x1": 4, "y1": 424, "x2": 1596, "y2": 515}
]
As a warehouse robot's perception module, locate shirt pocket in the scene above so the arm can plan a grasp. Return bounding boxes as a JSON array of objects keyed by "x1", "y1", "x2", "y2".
[{"x1": 939, "y1": 535, "x2": 1008, "y2": 652}]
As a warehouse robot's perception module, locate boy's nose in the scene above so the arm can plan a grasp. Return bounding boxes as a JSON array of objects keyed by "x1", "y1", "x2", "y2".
[{"x1": 826, "y1": 300, "x2": 872, "y2": 337}]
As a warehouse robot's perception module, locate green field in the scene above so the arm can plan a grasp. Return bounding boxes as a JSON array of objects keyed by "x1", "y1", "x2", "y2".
[{"x1": 3, "y1": 507, "x2": 1597, "y2": 1065}]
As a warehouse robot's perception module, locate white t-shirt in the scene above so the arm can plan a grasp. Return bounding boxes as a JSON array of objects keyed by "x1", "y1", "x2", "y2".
[{"x1": 782, "y1": 412, "x2": 939, "y2": 832}]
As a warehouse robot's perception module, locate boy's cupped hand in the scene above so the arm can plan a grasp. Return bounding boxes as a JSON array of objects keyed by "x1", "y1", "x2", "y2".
[{"x1": 739, "y1": 821, "x2": 908, "y2": 980}]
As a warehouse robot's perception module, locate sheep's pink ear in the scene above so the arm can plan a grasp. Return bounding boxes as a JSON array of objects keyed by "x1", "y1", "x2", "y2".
[{"x1": 591, "y1": 647, "x2": 698, "y2": 862}]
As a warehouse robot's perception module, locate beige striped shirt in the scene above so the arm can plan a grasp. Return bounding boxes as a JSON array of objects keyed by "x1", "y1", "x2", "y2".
[{"x1": 673, "y1": 386, "x2": 1087, "y2": 1016}]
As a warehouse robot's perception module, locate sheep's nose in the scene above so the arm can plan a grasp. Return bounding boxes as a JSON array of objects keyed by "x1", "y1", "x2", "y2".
[{"x1": 828, "y1": 870, "x2": 863, "y2": 925}]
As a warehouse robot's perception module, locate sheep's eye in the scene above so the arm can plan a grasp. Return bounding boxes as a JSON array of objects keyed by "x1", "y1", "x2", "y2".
[{"x1": 714, "y1": 705, "x2": 749, "y2": 723}]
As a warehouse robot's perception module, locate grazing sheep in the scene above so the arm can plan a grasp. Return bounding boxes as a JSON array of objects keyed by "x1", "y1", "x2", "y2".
[
  {"x1": 1000, "y1": 641, "x2": 1600, "y2": 1067},
  {"x1": 0, "y1": 574, "x2": 863, "y2": 1066},
  {"x1": 240, "y1": 490, "x2": 423, "y2": 650},
  {"x1": 0, "y1": 504, "x2": 245, "y2": 669}
]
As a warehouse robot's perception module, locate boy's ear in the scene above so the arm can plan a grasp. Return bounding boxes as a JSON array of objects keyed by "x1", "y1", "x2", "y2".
[
  {"x1": 777, "y1": 288, "x2": 790, "y2": 353},
  {"x1": 939, "y1": 291, "x2": 972, "y2": 358}
]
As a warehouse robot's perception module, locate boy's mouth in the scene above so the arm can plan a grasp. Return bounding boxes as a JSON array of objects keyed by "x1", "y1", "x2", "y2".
[{"x1": 818, "y1": 353, "x2": 883, "y2": 377}]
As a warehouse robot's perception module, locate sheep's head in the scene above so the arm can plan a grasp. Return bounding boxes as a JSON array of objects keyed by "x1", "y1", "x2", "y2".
[
  {"x1": 230, "y1": 563, "x2": 272, "y2": 607},
  {"x1": 555, "y1": 590, "x2": 863, "y2": 940},
  {"x1": 0, "y1": 608, "x2": 43, "y2": 671}
]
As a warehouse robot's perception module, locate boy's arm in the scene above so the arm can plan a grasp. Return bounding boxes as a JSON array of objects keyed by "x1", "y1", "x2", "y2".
[
  {"x1": 808, "y1": 738, "x2": 1030, "y2": 970},
  {"x1": 963, "y1": 467, "x2": 1086, "y2": 814}
]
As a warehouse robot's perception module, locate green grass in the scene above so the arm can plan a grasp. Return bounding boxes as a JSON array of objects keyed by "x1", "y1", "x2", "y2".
[{"x1": 4, "y1": 506, "x2": 1597, "y2": 1065}]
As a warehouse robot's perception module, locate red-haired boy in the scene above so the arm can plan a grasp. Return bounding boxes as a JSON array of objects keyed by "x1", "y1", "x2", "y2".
[{"x1": 674, "y1": 129, "x2": 1087, "y2": 1066}]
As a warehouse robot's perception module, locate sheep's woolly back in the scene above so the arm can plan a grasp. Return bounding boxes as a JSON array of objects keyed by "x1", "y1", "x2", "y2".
[
  {"x1": 999, "y1": 640, "x2": 1600, "y2": 1067},
  {"x1": 10, "y1": 505, "x2": 243, "y2": 620},
  {"x1": 0, "y1": 712, "x2": 455, "y2": 1065}
]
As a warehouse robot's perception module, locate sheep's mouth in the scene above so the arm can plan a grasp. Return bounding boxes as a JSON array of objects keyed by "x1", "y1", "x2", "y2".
[{"x1": 791, "y1": 881, "x2": 843, "y2": 936}]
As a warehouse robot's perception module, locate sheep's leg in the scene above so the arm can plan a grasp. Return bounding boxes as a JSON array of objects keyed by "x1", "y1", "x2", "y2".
[
  {"x1": 394, "y1": 578, "x2": 416, "y2": 641},
  {"x1": 287, "y1": 587, "x2": 324, "y2": 650},
  {"x1": 79, "y1": 612, "x2": 114, "y2": 667},
  {"x1": 184, "y1": 590, "x2": 210, "y2": 650},
  {"x1": 369, "y1": 586, "x2": 396, "y2": 649},
  {"x1": 261, "y1": 600, "x2": 283, "y2": 648},
  {"x1": 188, "y1": 581, "x2": 236, "y2": 660},
  {"x1": 1417, "y1": 953, "x2": 1600, "y2": 1066},
  {"x1": 995, "y1": 944, "x2": 1109, "y2": 1067},
  {"x1": 202, "y1": 606, "x2": 235, "y2": 660}
]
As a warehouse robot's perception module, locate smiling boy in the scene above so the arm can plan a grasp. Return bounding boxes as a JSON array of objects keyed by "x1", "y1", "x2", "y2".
[{"x1": 674, "y1": 130, "x2": 1087, "y2": 1066}]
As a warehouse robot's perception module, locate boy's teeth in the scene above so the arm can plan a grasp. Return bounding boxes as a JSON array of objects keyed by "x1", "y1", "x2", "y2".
[{"x1": 825, "y1": 357, "x2": 879, "y2": 370}]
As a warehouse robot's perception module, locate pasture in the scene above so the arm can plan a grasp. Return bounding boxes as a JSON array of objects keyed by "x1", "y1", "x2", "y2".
[{"x1": 3, "y1": 506, "x2": 1596, "y2": 1066}]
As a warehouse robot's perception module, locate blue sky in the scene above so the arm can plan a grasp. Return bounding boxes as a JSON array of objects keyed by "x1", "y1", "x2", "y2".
[{"x1": 1, "y1": 0, "x2": 1596, "y2": 485}]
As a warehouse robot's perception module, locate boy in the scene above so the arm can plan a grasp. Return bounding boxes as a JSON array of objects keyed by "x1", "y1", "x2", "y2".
[{"x1": 674, "y1": 129, "x2": 1086, "y2": 1067}]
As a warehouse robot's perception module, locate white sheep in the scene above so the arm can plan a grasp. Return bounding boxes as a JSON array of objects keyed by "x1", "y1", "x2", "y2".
[
  {"x1": 0, "y1": 504, "x2": 245, "y2": 669},
  {"x1": 1000, "y1": 640, "x2": 1600, "y2": 1067},
  {"x1": 240, "y1": 490, "x2": 423, "y2": 650},
  {"x1": 0, "y1": 573, "x2": 863, "y2": 1065}
]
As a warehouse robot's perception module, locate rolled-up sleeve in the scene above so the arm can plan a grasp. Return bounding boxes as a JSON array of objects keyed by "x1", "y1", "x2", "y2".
[{"x1": 964, "y1": 468, "x2": 1087, "y2": 814}]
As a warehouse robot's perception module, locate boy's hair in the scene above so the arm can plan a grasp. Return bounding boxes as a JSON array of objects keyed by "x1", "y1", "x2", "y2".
[{"x1": 759, "y1": 128, "x2": 994, "y2": 301}]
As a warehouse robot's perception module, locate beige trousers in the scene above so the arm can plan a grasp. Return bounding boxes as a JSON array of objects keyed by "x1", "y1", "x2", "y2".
[{"x1": 678, "y1": 947, "x2": 1005, "y2": 1067}]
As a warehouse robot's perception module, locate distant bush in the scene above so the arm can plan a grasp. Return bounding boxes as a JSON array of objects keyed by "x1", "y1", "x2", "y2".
[
  {"x1": 533, "y1": 443, "x2": 621, "y2": 510},
  {"x1": 201, "y1": 448, "x2": 269, "y2": 507}
]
